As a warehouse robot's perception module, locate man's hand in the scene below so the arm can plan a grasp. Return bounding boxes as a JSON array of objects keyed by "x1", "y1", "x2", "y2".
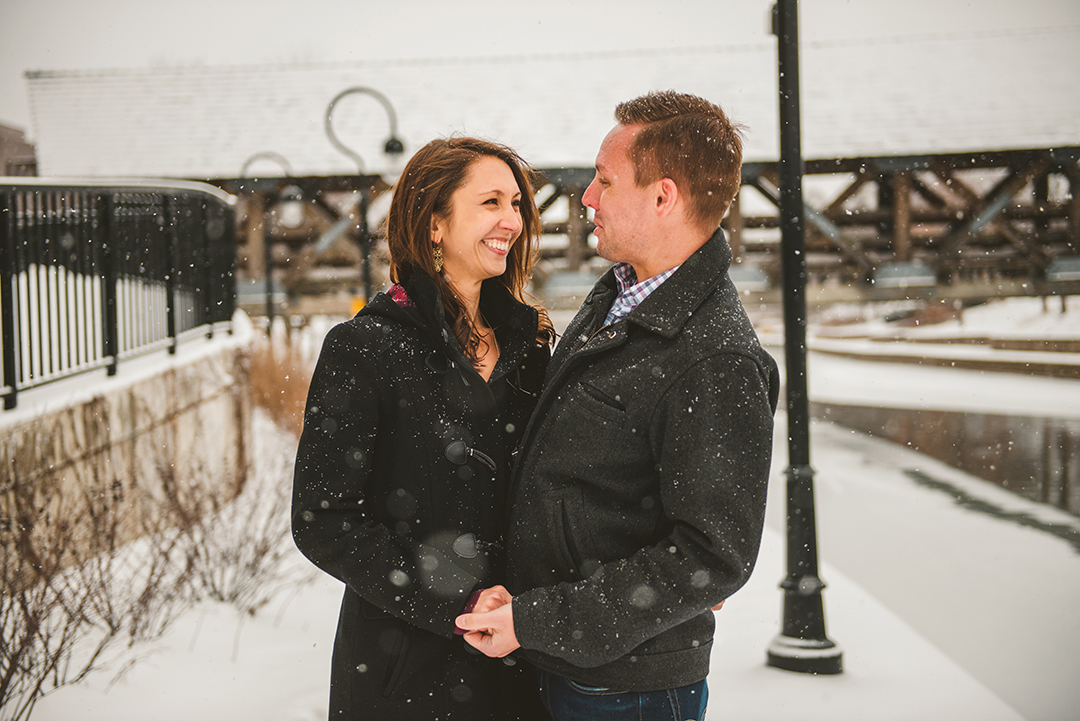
[
  {"x1": 712, "y1": 600, "x2": 725, "y2": 611},
  {"x1": 455, "y1": 599, "x2": 521, "y2": 658}
]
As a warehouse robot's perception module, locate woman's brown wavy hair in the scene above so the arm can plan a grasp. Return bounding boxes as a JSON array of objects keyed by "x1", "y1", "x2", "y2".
[{"x1": 385, "y1": 136, "x2": 553, "y2": 361}]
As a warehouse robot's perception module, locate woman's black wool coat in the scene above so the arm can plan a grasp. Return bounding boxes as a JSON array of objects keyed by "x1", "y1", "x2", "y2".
[{"x1": 292, "y1": 273, "x2": 550, "y2": 720}]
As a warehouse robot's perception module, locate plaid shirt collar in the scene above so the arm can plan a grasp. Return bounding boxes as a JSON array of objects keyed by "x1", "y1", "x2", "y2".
[{"x1": 602, "y1": 262, "x2": 680, "y2": 327}]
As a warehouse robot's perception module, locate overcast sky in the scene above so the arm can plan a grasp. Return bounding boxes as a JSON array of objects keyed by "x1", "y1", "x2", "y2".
[{"x1": 2, "y1": 0, "x2": 1078, "y2": 136}]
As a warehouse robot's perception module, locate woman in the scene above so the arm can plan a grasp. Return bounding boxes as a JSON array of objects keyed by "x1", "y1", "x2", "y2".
[{"x1": 292, "y1": 137, "x2": 554, "y2": 720}]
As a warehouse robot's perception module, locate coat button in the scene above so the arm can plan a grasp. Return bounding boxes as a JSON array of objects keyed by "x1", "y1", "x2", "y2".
[
  {"x1": 444, "y1": 440, "x2": 467, "y2": 464},
  {"x1": 453, "y1": 533, "x2": 478, "y2": 559}
]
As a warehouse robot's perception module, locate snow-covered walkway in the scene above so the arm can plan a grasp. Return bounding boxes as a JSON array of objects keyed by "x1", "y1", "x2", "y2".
[{"x1": 718, "y1": 413, "x2": 1080, "y2": 721}]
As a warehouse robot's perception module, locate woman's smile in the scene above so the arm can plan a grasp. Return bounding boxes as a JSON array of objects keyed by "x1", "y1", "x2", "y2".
[{"x1": 482, "y1": 237, "x2": 511, "y2": 254}]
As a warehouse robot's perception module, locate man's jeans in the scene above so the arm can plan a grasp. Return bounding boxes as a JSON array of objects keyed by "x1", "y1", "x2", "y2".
[{"x1": 536, "y1": 670, "x2": 708, "y2": 721}]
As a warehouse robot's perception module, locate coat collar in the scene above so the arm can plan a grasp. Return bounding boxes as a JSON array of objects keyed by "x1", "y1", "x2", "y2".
[
  {"x1": 549, "y1": 229, "x2": 732, "y2": 374},
  {"x1": 360, "y1": 272, "x2": 540, "y2": 369},
  {"x1": 593, "y1": 228, "x2": 733, "y2": 339}
]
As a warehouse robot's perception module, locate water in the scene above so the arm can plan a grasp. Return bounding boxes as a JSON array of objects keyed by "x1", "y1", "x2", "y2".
[{"x1": 813, "y1": 402, "x2": 1080, "y2": 517}]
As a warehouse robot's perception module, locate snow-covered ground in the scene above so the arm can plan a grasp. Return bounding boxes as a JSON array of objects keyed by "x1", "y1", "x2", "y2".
[
  {"x1": 32, "y1": 410, "x2": 1080, "y2": 721},
  {"x1": 814, "y1": 296, "x2": 1080, "y2": 341},
  {"x1": 754, "y1": 415, "x2": 1080, "y2": 721},
  {"x1": 27, "y1": 296, "x2": 1080, "y2": 721},
  {"x1": 760, "y1": 297, "x2": 1080, "y2": 419}
]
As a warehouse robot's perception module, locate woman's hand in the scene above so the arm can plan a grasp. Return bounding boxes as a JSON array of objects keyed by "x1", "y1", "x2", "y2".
[{"x1": 470, "y1": 585, "x2": 513, "y2": 613}]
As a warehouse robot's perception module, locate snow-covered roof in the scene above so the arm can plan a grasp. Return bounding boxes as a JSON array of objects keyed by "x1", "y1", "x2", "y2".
[{"x1": 27, "y1": 26, "x2": 1080, "y2": 179}]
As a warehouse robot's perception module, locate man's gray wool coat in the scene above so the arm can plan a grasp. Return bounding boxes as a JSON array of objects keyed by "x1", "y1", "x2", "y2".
[{"x1": 507, "y1": 230, "x2": 780, "y2": 692}]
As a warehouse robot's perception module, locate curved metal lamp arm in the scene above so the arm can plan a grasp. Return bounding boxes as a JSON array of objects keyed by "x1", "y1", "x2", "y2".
[
  {"x1": 239, "y1": 151, "x2": 293, "y2": 178},
  {"x1": 324, "y1": 86, "x2": 405, "y2": 171}
]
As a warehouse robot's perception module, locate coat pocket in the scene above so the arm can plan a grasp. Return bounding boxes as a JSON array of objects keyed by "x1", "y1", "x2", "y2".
[
  {"x1": 381, "y1": 620, "x2": 413, "y2": 698},
  {"x1": 569, "y1": 381, "x2": 626, "y2": 426},
  {"x1": 545, "y1": 487, "x2": 602, "y2": 581},
  {"x1": 356, "y1": 600, "x2": 414, "y2": 698}
]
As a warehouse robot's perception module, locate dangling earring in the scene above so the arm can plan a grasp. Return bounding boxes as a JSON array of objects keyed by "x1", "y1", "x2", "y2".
[{"x1": 432, "y1": 243, "x2": 444, "y2": 273}]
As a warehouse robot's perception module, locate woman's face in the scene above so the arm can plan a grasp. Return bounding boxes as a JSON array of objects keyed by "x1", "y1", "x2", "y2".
[{"x1": 432, "y1": 155, "x2": 523, "y2": 287}]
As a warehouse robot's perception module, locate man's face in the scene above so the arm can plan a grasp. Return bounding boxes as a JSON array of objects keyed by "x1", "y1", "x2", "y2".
[{"x1": 582, "y1": 124, "x2": 655, "y2": 272}]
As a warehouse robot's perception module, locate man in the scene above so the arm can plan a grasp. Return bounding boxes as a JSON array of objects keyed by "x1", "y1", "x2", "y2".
[{"x1": 456, "y1": 90, "x2": 779, "y2": 720}]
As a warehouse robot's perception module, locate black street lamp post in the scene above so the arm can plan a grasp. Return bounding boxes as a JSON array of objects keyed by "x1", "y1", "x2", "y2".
[
  {"x1": 324, "y1": 87, "x2": 405, "y2": 303},
  {"x1": 766, "y1": 0, "x2": 843, "y2": 675},
  {"x1": 239, "y1": 151, "x2": 295, "y2": 331}
]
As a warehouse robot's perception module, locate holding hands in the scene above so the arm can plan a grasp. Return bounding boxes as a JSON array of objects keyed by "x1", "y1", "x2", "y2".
[
  {"x1": 455, "y1": 585, "x2": 521, "y2": 658},
  {"x1": 455, "y1": 585, "x2": 723, "y2": 659}
]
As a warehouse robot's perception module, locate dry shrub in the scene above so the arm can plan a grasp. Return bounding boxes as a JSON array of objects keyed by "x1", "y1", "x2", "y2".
[
  {"x1": 1, "y1": 432, "x2": 195, "y2": 721},
  {"x1": 1, "y1": 401, "x2": 308, "y2": 719},
  {"x1": 170, "y1": 410, "x2": 311, "y2": 617},
  {"x1": 1, "y1": 334, "x2": 316, "y2": 719},
  {"x1": 249, "y1": 336, "x2": 312, "y2": 438}
]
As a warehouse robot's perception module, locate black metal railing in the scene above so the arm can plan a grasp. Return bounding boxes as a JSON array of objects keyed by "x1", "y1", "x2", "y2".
[{"x1": 0, "y1": 179, "x2": 236, "y2": 410}]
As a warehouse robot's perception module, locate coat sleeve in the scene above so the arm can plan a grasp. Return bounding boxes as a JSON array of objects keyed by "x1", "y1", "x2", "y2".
[
  {"x1": 512, "y1": 351, "x2": 776, "y2": 668},
  {"x1": 291, "y1": 322, "x2": 482, "y2": 638}
]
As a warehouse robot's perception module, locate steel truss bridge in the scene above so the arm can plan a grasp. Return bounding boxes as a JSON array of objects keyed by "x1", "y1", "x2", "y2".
[
  {"x1": 214, "y1": 145, "x2": 1080, "y2": 315},
  {"x1": 539, "y1": 146, "x2": 1080, "y2": 304}
]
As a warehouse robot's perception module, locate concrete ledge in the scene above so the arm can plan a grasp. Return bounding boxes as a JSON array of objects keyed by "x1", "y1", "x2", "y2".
[{"x1": 1, "y1": 320, "x2": 253, "y2": 545}]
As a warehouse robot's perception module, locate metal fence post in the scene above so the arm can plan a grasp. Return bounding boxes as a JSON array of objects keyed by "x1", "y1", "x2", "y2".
[
  {"x1": 1, "y1": 192, "x2": 18, "y2": 409},
  {"x1": 165, "y1": 195, "x2": 178, "y2": 354},
  {"x1": 101, "y1": 192, "x2": 119, "y2": 376},
  {"x1": 201, "y1": 198, "x2": 213, "y2": 339},
  {"x1": 201, "y1": 196, "x2": 232, "y2": 336}
]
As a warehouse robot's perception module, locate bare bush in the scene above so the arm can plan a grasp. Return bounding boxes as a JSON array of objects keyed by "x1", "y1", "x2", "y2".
[
  {"x1": 0, "y1": 442, "x2": 194, "y2": 721},
  {"x1": 249, "y1": 335, "x2": 312, "y2": 438},
  {"x1": 173, "y1": 410, "x2": 311, "y2": 617},
  {"x1": 0, "y1": 485, "x2": 98, "y2": 721},
  {"x1": 1, "y1": 335, "x2": 311, "y2": 719}
]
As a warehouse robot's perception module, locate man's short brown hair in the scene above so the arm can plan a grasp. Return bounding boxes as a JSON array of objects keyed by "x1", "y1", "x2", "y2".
[{"x1": 615, "y1": 90, "x2": 744, "y2": 232}]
